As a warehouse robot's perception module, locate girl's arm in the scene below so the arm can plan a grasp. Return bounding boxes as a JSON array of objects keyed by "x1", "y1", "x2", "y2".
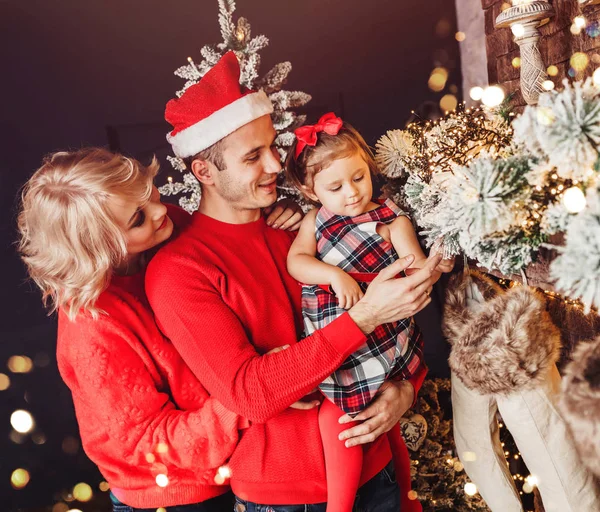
[
  {"x1": 388, "y1": 216, "x2": 443, "y2": 284},
  {"x1": 287, "y1": 209, "x2": 363, "y2": 309}
]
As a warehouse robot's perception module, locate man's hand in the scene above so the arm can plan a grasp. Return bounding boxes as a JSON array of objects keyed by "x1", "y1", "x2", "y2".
[
  {"x1": 264, "y1": 198, "x2": 304, "y2": 231},
  {"x1": 337, "y1": 380, "x2": 414, "y2": 447},
  {"x1": 349, "y1": 252, "x2": 442, "y2": 335},
  {"x1": 331, "y1": 269, "x2": 364, "y2": 309}
]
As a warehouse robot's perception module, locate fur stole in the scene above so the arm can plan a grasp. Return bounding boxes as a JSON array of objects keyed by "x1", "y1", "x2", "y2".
[{"x1": 442, "y1": 270, "x2": 561, "y2": 395}]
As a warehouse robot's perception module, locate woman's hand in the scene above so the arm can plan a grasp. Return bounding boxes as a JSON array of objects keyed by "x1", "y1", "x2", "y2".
[
  {"x1": 264, "y1": 198, "x2": 304, "y2": 231},
  {"x1": 337, "y1": 380, "x2": 414, "y2": 447},
  {"x1": 331, "y1": 269, "x2": 364, "y2": 309}
]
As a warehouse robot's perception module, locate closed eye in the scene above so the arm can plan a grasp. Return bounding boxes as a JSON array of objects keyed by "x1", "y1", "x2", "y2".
[
  {"x1": 353, "y1": 175, "x2": 364, "y2": 182},
  {"x1": 329, "y1": 186, "x2": 342, "y2": 192},
  {"x1": 131, "y1": 211, "x2": 145, "y2": 228}
]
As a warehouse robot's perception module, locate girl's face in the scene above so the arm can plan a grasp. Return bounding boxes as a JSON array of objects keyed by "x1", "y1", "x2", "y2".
[
  {"x1": 306, "y1": 151, "x2": 373, "y2": 217},
  {"x1": 109, "y1": 185, "x2": 174, "y2": 257}
]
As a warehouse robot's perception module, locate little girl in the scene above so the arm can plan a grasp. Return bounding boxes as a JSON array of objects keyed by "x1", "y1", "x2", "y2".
[{"x1": 286, "y1": 113, "x2": 453, "y2": 512}]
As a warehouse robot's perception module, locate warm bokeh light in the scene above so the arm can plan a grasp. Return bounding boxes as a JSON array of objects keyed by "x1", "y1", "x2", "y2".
[
  {"x1": 0, "y1": 373, "x2": 10, "y2": 391},
  {"x1": 481, "y1": 86, "x2": 505, "y2": 107},
  {"x1": 156, "y1": 474, "x2": 169, "y2": 487},
  {"x1": 547, "y1": 65, "x2": 559, "y2": 76},
  {"x1": 8, "y1": 355, "x2": 33, "y2": 373},
  {"x1": 455, "y1": 31, "x2": 466, "y2": 42},
  {"x1": 156, "y1": 442, "x2": 169, "y2": 453},
  {"x1": 542, "y1": 80, "x2": 555, "y2": 91},
  {"x1": 99, "y1": 481, "x2": 110, "y2": 492},
  {"x1": 570, "y1": 52, "x2": 589, "y2": 72},
  {"x1": 440, "y1": 94, "x2": 458, "y2": 112},
  {"x1": 428, "y1": 67, "x2": 449, "y2": 92},
  {"x1": 574, "y1": 16, "x2": 586, "y2": 29},
  {"x1": 11, "y1": 409, "x2": 34, "y2": 433},
  {"x1": 407, "y1": 490, "x2": 418, "y2": 500},
  {"x1": 52, "y1": 503, "x2": 69, "y2": 512},
  {"x1": 512, "y1": 57, "x2": 521, "y2": 68},
  {"x1": 563, "y1": 187, "x2": 587, "y2": 213},
  {"x1": 73, "y1": 483, "x2": 93, "y2": 502},
  {"x1": 469, "y1": 86, "x2": 484, "y2": 101},
  {"x1": 11, "y1": 468, "x2": 30, "y2": 489},
  {"x1": 464, "y1": 482, "x2": 478, "y2": 496}
]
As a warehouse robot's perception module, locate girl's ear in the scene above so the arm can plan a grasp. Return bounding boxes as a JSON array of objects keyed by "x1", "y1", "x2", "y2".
[{"x1": 300, "y1": 185, "x2": 319, "y2": 203}]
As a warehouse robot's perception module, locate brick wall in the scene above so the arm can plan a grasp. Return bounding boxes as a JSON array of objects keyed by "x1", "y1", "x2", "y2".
[{"x1": 483, "y1": 0, "x2": 600, "y2": 106}]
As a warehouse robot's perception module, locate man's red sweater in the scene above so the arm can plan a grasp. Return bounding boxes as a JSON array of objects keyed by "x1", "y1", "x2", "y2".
[
  {"x1": 146, "y1": 212, "x2": 426, "y2": 505},
  {"x1": 56, "y1": 208, "x2": 244, "y2": 508}
]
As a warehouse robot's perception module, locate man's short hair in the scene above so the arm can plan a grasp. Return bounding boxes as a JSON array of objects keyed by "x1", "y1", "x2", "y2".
[{"x1": 184, "y1": 138, "x2": 226, "y2": 171}]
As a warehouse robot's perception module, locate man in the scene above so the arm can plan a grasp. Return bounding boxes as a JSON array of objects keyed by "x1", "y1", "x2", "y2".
[{"x1": 147, "y1": 51, "x2": 440, "y2": 511}]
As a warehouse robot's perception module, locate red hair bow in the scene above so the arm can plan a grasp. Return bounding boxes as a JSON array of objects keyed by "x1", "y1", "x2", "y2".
[{"x1": 294, "y1": 112, "x2": 343, "y2": 159}]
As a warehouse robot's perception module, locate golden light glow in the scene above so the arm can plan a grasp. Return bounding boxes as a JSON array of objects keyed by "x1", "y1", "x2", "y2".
[
  {"x1": 8, "y1": 355, "x2": 33, "y2": 373},
  {"x1": 11, "y1": 468, "x2": 30, "y2": 489},
  {"x1": 570, "y1": 52, "x2": 589, "y2": 72},
  {"x1": 455, "y1": 31, "x2": 466, "y2": 42},
  {"x1": 547, "y1": 65, "x2": 559, "y2": 76},
  {"x1": 407, "y1": 490, "x2": 418, "y2": 500},
  {"x1": 428, "y1": 67, "x2": 449, "y2": 92},
  {"x1": 73, "y1": 483, "x2": 93, "y2": 502},
  {"x1": 52, "y1": 503, "x2": 69, "y2": 512},
  {"x1": 99, "y1": 481, "x2": 110, "y2": 492},
  {"x1": 156, "y1": 442, "x2": 169, "y2": 454},
  {"x1": 574, "y1": 16, "x2": 586, "y2": 29},
  {"x1": 146, "y1": 453, "x2": 156, "y2": 463},
  {"x1": 11, "y1": 410, "x2": 34, "y2": 434},
  {"x1": 464, "y1": 482, "x2": 478, "y2": 496},
  {"x1": 512, "y1": 57, "x2": 521, "y2": 68},
  {"x1": 542, "y1": 80, "x2": 555, "y2": 91},
  {"x1": 0, "y1": 373, "x2": 10, "y2": 391},
  {"x1": 469, "y1": 87, "x2": 484, "y2": 101},
  {"x1": 440, "y1": 94, "x2": 458, "y2": 112},
  {"x1": 481, "y1": 86, "x2": 505, "y2": 107}
]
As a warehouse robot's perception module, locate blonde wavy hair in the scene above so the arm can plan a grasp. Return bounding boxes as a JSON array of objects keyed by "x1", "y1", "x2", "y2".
[{"x1": 18, "y1": 148, "x2": 159, "y2": 320}]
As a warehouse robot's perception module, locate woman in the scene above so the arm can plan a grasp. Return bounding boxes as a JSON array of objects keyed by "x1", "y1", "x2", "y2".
[{"x1": 17, "y1": 148, "x2": 303, "y2": 512}]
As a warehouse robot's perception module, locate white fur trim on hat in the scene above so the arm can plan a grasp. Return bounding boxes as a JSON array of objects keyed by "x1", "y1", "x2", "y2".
[{"x1": 167, "y1": 90, "x2": 274, "y2": 159}]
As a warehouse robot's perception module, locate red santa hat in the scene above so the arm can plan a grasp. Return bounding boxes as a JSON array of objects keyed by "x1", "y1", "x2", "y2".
[{"x1": 165, "y1": 51, "x2": 274, "y2": 158}]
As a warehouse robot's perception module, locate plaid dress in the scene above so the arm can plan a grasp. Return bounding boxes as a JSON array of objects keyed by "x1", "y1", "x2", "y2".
[{"x1": 302, "y1": 199, "x2": 424, "y2": 416}]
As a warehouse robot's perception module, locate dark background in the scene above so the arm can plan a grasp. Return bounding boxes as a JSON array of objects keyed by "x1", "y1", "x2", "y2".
[{"x1": 1, "y1": 1, "x2": 460, "y2": 509}]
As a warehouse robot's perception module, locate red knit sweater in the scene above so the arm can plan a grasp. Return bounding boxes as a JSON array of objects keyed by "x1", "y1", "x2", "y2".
[
  {"x1": 146, "y1": 212, "x2": 426, "y2": 505},
  {"x1": 56, "y1": 208, "x2": 243, "y2": 509}
]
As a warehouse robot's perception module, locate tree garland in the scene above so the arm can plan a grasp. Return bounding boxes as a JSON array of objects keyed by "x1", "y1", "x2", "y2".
[{"x1": 376, "y1": 79, "x2": 600, "y2": 311}]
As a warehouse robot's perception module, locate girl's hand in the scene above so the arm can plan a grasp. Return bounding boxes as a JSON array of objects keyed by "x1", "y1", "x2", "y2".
[
  {"x1": 331, "y1": 270, "x2": 364, "y2": 310},
  {"x1": 435, "y1": 257, "x2": 455, "y2": 274},
  {"x1": 264, "y1": 198, "x2": 304, "y2": 231}
]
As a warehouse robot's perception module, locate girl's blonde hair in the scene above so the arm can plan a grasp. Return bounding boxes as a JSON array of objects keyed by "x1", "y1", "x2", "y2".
[
  {"x1": 285, "y1": 121, "x2": 379, "y2": 203},
  {"x1": 17, "y1": 148, "x2": 159, "y2": 320}
]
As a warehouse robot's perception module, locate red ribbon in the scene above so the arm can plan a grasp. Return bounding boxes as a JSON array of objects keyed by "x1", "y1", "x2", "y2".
[{"x1": 294, "y1": 112, "x2": 343, "y2": 159}]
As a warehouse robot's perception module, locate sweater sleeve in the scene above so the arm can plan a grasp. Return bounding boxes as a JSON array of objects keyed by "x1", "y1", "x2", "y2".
[
  {"x1": 58, "y1": 317, "x2": 242, "y2": 479},
  {"x1": 146, "y1": 262, "x2": 367, "y2": 423}
]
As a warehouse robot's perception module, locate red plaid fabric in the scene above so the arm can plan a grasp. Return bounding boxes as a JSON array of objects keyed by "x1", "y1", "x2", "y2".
[{"x1": 302, "y1": 199, "x2": 424, "y2": 416}]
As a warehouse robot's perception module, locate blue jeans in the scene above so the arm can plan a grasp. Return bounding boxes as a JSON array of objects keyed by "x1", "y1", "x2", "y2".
[
  {"x1": 233, "y1": 460, "x2": 400, "y2": 512},
  {"x1": 111, "y1": 491, "x2": 234, "y2": 512}
]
